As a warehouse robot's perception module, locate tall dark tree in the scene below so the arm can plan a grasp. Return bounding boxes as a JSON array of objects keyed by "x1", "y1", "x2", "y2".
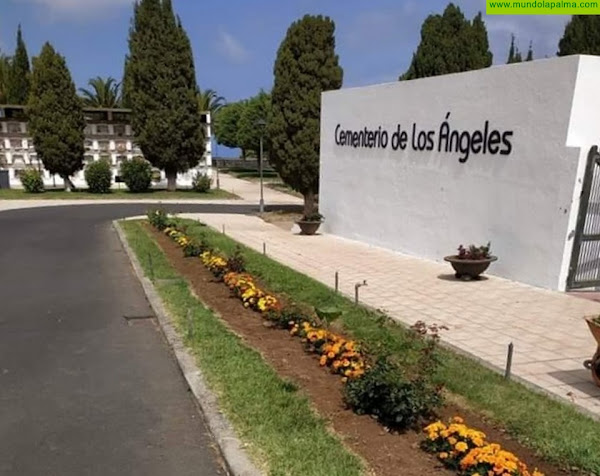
[
  {"x1": 123, "y1": 0, "x2": 205, "y2": 191},
  {"x1": 526, "y1": 42, "x2": 534, "y2": 61},
  {"x1": 28, "y1": 43, "x2": 85, "y2": 191},
  {"x1": 507, "y1": 35, "x2": 523, "y2": 63},
  {"x1": 558, "y1": 16, "x2": 600, "y2": 56},
  {"x1": 7, "y1": 25, "x2": 31, "y2": 104},
  {"x1": 269, "y1": 15, "x2": 343, "y2": 215},
  {"x1": 0, "y1": 54, "x2": 9, "y2": 104},
  {"x1": 236, "y1": 90, "x2": 271, "y2": 157},
  {"x1": 400, "y1": 3, "x2": 492, "y2": 80}
]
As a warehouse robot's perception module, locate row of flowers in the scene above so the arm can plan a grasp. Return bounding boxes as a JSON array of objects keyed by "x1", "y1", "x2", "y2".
[
  {"x1": 152, "y1": 216, "x2": 543, "y2": 476},
  {"x1": 423, "y1": 418, "x2": 543, "y2": 476}
]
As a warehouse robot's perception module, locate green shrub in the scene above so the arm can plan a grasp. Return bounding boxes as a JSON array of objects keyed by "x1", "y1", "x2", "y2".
[
  {"x1": 121, "y1": 157, "x2": 152, "y2": 193},
  {"x1": 20, "y1": 168, "x2": 44, "y2": 193},
  {"x1": 344, "y1": 322, "x2": 444, "y2": 431},
  {"x1": 84, "y1": 159, "x2": 112, "y2": 193},
  {"x1": 192, "y1": 172, "x2": 211, "y2": 193},
  {"x1": 147, "y1": 208, "x2": 170, "y2": 230}
]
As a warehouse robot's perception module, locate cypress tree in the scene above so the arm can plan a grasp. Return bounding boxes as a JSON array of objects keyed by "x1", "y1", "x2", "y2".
[
  {"x1": 269, "y1": 15, "x2": 343, "y2": 215},
  {"x1": 28, "y1": 43, "x2": 85, "y2": 191},
  {"x1": 0, "y1": 54, "x2": 9, "y2": 104},
  {"x1": 558, "y1": 16, "x2": 600, "y2": 55},
  {"x1": 7, "y1": 25, "x2": 31, "y2": 105},
  {"x1": 526, "y1": 42, "x2": 534, "y2": 61},
  {"x1": 400, "y1": 3, "x2": 492, "y2": 80},
  {"x1": 507, "y1": 35, "x2": 516, "y2": 63},
  {"x1": 123, "y1": 0, "x2": 204, "y2": 191}
]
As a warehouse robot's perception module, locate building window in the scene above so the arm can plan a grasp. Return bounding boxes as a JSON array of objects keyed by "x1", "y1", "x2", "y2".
[
  {"x1": 9, "y1": 139, "x2": 23, "y2": 149},
  {"x1": 96, "y1": 124, "x2": 110, "y2": 134},
  {"x1": 84, "y1": 140, "x2": 94, "y2": 150},
  {"x1": 114, "y1": 124, "x2": 126, "y2": 136},
  {"x1": 84, "y1": 125, "x2": 93, "y2": 135},
  {"x1": 98, "y1": 140, "x2": 110, "y2": 152},
  {"x1": 7, "y1": 122, "x2": 22, "y2": 134}
]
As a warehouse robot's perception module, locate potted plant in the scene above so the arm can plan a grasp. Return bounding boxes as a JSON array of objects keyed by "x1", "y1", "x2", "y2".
[
  {"x1": 584, "y1": 316, "x2": 600, "y2": 387},
  {"x1": 444, "y1": 242, "x2": 497, "y2": 280},
  {"x1": 296, "y1": 212, "x2": 324, "y2": 236}
]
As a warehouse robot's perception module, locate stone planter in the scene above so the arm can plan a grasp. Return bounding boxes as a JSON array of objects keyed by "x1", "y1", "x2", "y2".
[
  {"x1": 584, "y1": 317, "x2": 600, "y2": 387},
  {"x1": 443, "y1": 255, "x2": 498, "y2": 280},
  {"x1": 296, "y1": 220, "x2": 322, "y2": 236}
]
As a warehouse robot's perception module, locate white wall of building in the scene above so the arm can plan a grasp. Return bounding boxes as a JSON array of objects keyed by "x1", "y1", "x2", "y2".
[
  {"x1": 320, "y1": 55, "x2": 600, "y2": 290},
  {"x1": 0, "y1": 111, "x2": 213, "y2": 189}
]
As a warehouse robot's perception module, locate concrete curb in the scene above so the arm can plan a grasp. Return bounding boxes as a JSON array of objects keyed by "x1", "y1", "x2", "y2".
[{"x1": 113, "y1": 220, "x2": 263, "y2": 476}]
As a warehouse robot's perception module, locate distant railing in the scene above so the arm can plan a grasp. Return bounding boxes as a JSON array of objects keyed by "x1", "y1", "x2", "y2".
[{"x1": 213, "y1": 157, "x2": 273, "y2": 171}]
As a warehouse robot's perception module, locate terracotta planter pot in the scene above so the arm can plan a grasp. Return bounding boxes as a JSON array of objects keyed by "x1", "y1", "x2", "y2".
[
  {"x1": 584, "y1": 318, "x2": 600, "y2": 387},
  {"x1": 296, "y1": 220, "x2": 322, "y2": 236},
  {"x1": 443, "y1": 255, "x2": 498, "y2": 280}
]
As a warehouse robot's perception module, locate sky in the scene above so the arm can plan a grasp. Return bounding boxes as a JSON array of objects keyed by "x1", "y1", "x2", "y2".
[{"x1": 0, "y1": 0, "x2": 571, "y2": 156}]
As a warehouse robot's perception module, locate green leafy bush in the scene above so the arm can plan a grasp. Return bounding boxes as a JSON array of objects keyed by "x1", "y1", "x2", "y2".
[
  {"x1": 20, "y1": 168, "x2": 44, "y2": 193},
  {"x1": 183, "y1": 239, "x2": 209, "y2": 258},
  {"x1": 121, "y1": 157, "x2": 152, "y2": 193},
  {"x1": 343, "y1": 322, "x2": 444, "y2": 431},
  {"x1": 84, "y1": 159, "x2": 112, "y2": 193},
  {"x1": 192, "y1": 172, "x2": 211, "y2": 193},
  {"x1": 147, "y1": 208, "x2": 170, "y2": 230},
  {"x1": 226, "y1": 246, "x2": 246, "y2": 272}
]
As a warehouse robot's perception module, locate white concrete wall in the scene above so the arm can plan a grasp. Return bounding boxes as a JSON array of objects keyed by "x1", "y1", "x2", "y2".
[{"x1": 320, "y1": 55, "x2": 600, "y2": 290}]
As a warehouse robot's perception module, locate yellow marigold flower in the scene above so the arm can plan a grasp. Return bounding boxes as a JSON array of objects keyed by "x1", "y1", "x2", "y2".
[
  {"x1": 319, "y1": 355, "x2": 327, "y2": 366},
  {"x1": 452, "y1": 416, "x2": 464, "y2": 424},
  {"x1": 455, "y1": 442, "x2": 469, "y2": 453},
  {"x1": 341, "y1": 377, "x2": 348, "y2": 383},
  {"x1": 327, "y1": 352, "x2": 336, "y2": 359},
  {"x1": 342, "y1": 360, "x2": 350, "y2": 367},
  {"x1": 439, "y1": 452, "x2": 449, "y2": 460}
]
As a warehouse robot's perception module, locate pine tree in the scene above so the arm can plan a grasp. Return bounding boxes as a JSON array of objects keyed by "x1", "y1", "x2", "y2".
[
  {"x1": 28, "y1": 43, "x2": 85, "y2": 191},
  {"x1": 558, "y1": 16, "x2": 600, "y2": 55},
  {"x1": 269, "y1": 15, "x2": 343, "y2": 215},
  {"x1": 236, "y1": 91, "x2": 271, "y2": 157},
  {"x1": 123, "y1": 0, "x2": 204, "y2": 191},
  {"x1": 7, "y1": 25, "x2": 31, "y2": 105},
  {"x1": 401, "y1": 3, "x2": 492, "y2": 80}
]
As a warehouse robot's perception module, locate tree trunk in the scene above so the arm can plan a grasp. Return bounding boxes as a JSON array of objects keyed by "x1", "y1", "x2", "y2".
[
  {"x1": 303, "y1": 190, "x2": 316, "y2": 217},
  {"x1": 62, "y1": 176, "x2": 75, "y2": 192},
  {"x1": 166, "y1": 169, "x2": 177, "y2": 192},
  {"x1": 241, "y1": 149, "x2": 246, "y2": 160}
]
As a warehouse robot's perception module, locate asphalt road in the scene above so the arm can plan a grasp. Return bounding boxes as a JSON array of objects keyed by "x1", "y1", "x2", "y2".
[{"x1": 0, "y1": 203, "x2": 276, "y2": 476}]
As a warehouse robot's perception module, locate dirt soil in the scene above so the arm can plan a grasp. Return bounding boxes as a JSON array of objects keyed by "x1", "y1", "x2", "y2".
[{"x1": 148, "y1": 225, "x2": 572, "y2": 476}]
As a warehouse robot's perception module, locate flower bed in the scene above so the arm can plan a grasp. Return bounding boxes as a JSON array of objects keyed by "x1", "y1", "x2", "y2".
[
  {"x1": 148, "y1": 212, "x2": 544, "y2": 476},
  {"x1": 423, "y1": 418, "x2": 543, "y2": 476}
]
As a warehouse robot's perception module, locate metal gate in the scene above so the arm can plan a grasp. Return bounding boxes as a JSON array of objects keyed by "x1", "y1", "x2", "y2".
[{"x1": 567, "y1": 146, "x2": 600, "y2": 289}]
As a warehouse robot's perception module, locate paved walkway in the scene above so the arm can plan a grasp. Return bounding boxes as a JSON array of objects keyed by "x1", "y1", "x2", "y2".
[
  {"x1": 183, "y1": 213, "x2": 600, "y2": 419},
  {"x1": 0, "y1": 174, "x2": 302, "y2": 213}
]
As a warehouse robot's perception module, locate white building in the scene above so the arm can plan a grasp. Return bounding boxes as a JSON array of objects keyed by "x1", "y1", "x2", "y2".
[
  {"x1": 0, "y1": 105, "x2": 212, "y2": 188},
  {"x1": 320, "y1": 55, "x2": 600, "y2": 292}
]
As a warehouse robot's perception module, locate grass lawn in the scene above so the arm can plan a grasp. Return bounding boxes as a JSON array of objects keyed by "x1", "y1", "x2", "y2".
[
  {"x1": 175, "y1": 218, "x2": 600, "y2": 474},
  {"x1": 120, "y1": 220, "x2": 365, "y2": 476},
  {"x1": 0, "y1": 188, "x2": 238, "y2": 200}
]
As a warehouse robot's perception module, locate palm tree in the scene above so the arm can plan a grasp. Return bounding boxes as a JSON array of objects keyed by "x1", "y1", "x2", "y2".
[
  {"x1": 198, "y1": 88, "x2": 225, "y2": 119},
  {"x1": 79, "y1": 76, "x2": 121, "y2": 108}
]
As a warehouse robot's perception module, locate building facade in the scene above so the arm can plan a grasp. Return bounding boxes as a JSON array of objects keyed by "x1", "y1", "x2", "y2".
[
  {"x1": 0, "y1": 105, "x2": 212, "y2": 188},
  {"x1": 320, "y1": 55, "x2": 600, "y2": 291}
]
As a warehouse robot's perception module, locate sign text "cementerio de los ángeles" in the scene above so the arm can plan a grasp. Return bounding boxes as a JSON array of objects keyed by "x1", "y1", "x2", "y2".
[{"x1": 334, "y1": 113, "x2": 514, "y2": 163}]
